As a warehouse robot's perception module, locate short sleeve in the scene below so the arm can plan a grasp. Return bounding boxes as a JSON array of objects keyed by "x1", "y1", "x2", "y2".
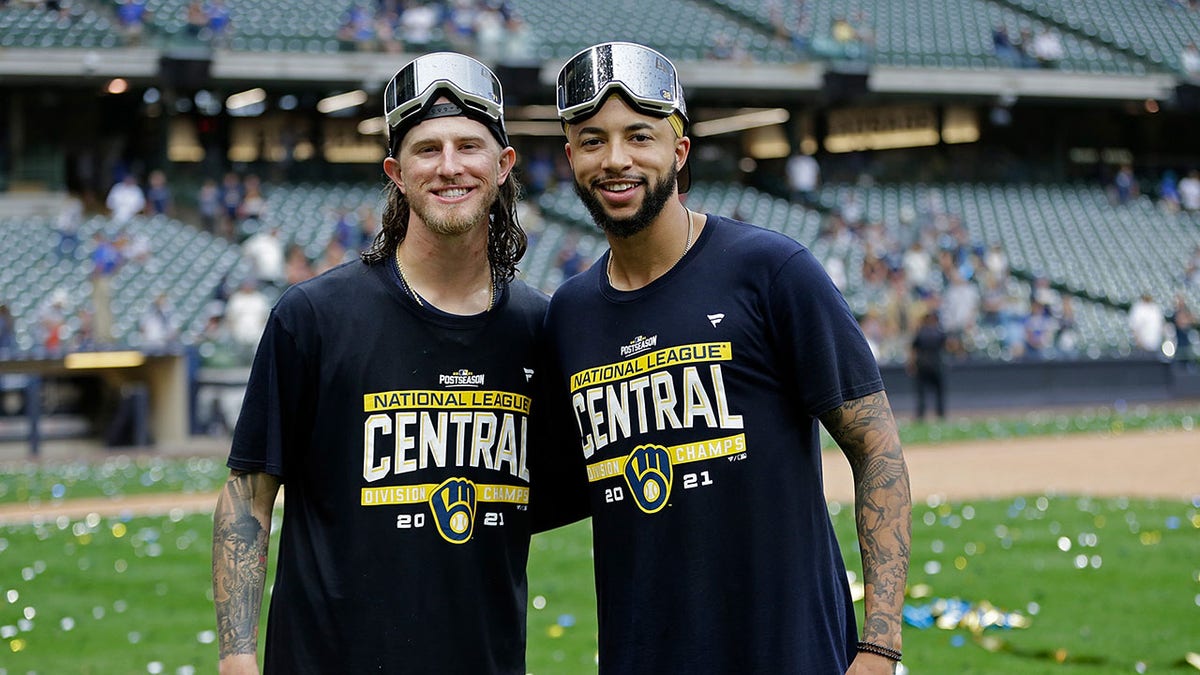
[
  {"x1": 766, "y1": 249, "x2": 883, "y2": 417},
  {"x1": 227, "y1": 298, "x2": 315, "y2": 480}
]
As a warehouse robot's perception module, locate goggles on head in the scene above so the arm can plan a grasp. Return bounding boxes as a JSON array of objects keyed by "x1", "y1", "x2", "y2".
[
  {"x1": 556, "y1": 42, "x2": 689, "y2": 129},
  {"x1": 383, "y1": 52, "x2": 507, "y2": 152}
]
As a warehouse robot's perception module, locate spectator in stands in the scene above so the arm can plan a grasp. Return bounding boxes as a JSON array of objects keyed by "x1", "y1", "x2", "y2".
[
  {"x1": 106, "y1": 173, "x2": 145, "y2": 225},
  {"x1": 374, "y1": 5, "x2": 403, "y2": 54},
  {"x1": 284, "y1": 243, "x2": 314, "y2": 287},
  {"x1": 992, "y1": 24, "x2": 1022, "y2": 68},
  {"x1": 0, "y1": 303, "x2": 15, "y2": 353},
  {"x1": 243, "y1": 225, "x2": 286, "y2": 288},
  {"x1": 116, "y1": 0, "x2": 149, "y2": 46},
  {"x1": 555, "y1": 235, "x2": 589, "y2": 280},
  {"x1": 36, "y1": 289, "x2": 69, "y2": 353},
  {"x1": 786, "y1": 149, "x2": 820, "y2": 206},
  {"x1": 709, "y1": 32, "x2": 747, "y2": 61},
  {"x1": 443, "y1": 0, "x2": 478, "y2": 53},
  {"x1": 139, "y1": 293, "x2": 178, "y2": 350},
  {"x1": 1170, "y1": 293, "x2": 1196, "y2": 362},
  {"x1": 1159, "y1": 169, "x2": 1181, "y2": 213},
  {"x1": 1014, "y1": 28, "x2": 1038, "y2": 68},
  {"x1": 475, "y1": 6, "x2": 506, "y2": 62},
  {"x1": 223, "y1": 277, "x2": 270, "y2": 350},
  {"x1": 90, "y1": 232, "x2": 122, "y2": 344},
  {"x1": 69, "y1": 308, "x2": 96, "y2": 352},
  {"x1": 400, "y1": 0, "x2": 437, "y2": 51},
  {"x1": 1023, "y1": 300, "x2": 1058, "y2": 359},
  {"x1": 941, "y1": 267, "x2": 980, "y2": 356},
  {"x1": 1031, "y1": 29, "x2": 1064, "y2": 69},
  {"x1": 54, "y1": 194, "x2": 83, "y2": 260},
  {"x1": 502, "y1": 14, "x2": 536, "y2": 62},
  {"x1": 218, "y1": 172, "x2": 242, "y2": 238},
  {"x1": 983, "y1": 242, "x2": 1009, "y2": 281},
  {"x1": 184, "y1": 0, "x2": 208, "y2": 40},
  {"x1": 902, "y1": 239, "x2": 934, "y2": 293},
  {"x1": 197, "y1": 178, "x2": 221, "y2": 233},
  {"x1": 1180, "y1": 42, "x2": 1200, "y2": 80},
  {"x1": 1056, "y1": 296, "x2": 1080, "y2": 357},
  {"x1": 332, "y1": 208, "x2": 360, "y2": 252},
  {"x1": 1111, "y1": 163, "x2": 1139, "y2": 205},
  {"x1": 1179, "y1": 169, "x2": 1200, "y2": 211},
  {"x1": 1185, "y1": 245, "x2": 1200, "y2": 288},
  {"x1": 313, "y1": 238, "x2": 348, "y2": 276},
  {"x1": 145, "y1": 169, "x2": 173, "y2": 216},
  {"x1": 1128, "y1": 292, "x2": 1165, "y2": 353},
  {"x1": 238, "y1": 174, "x2": 266, "y2": 224},
  {"x1": 206, "y1": 0, "x2": 233, "y2": 47},
  {"x1": 1030, "y1": 275, "x2": 1061, "y2": 316},
  {"x1": 909, "y1": 310, "x2": 947, "y2": 420},
  {"x1": 338, "y1": 3, "x2": 376, "y2": 51},
  {"x1": 124, "y1": 228, "x2": 152, "y2": 265}
]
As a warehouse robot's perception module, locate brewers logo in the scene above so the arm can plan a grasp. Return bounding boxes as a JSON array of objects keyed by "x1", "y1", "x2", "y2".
[{"x1": 572, "y1": 340, "x2": 748, "y2": 515}]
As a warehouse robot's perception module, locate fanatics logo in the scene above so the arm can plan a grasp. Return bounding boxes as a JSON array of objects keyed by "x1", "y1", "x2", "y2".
[
  {"x1": 707, "y1": 313, "x2": 725, "y2": 327},
  {"x1": 620, "y1": 334, "x2": 658, "y2": 358},
  {"x1": 438, "y1": 369, "x2": 485, "y2": 388},
  {"x1": 523, "y1": 368, "x2": 534, "y2": 382}
]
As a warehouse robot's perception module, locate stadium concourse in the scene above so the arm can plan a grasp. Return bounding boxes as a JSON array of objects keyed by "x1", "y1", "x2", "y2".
[{"x1": 0, "y1": 420, "x2": 1196, "y2": 526}]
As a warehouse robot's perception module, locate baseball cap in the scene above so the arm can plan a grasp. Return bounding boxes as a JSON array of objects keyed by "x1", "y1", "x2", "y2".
[
  {"x1": 383, "y1": 52, "x2": 508, "y2": 154},
  {"x1": 556, "y1": 42, "x2": 691, "y2": 192}
]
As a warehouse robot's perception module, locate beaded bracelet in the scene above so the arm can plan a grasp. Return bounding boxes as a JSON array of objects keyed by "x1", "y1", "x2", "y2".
[{"x1": 857, "y1": 640, "x2": 902, "y2": 662}]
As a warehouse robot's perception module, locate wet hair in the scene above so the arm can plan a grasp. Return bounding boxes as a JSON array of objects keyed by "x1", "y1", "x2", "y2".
[{"x1": 360, "y1": 172, "x2": 527, "y2": 283}]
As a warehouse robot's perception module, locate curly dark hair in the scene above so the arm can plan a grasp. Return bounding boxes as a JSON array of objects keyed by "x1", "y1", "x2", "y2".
[{"x1": 360, "y1": 173, "x2": 527, "y2": 282}]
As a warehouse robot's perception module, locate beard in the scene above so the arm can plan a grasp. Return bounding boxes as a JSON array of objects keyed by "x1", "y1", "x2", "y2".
[
  {"x1": 409, "y1": 181, "x2": 499, "y2": 237},
  {"x1": 573, "y1": 164, "x2": 678, "y2": 239}
]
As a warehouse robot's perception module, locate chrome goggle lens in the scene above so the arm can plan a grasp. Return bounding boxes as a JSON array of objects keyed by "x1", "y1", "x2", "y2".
[
  {"x1": 384, "y1": 52, "x2": 504, "y2": 132},
  {"x1": 556, "y1": 42, "x2": 687, "y2": 125}
]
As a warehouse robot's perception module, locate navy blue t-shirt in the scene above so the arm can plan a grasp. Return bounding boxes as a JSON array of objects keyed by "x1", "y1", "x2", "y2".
[
  {"x1": 228, "y1": 259, "x2": 552, "y2": 675},
  {"x1": 543, "y1": 215, "x2": 883, "y2": 674}
]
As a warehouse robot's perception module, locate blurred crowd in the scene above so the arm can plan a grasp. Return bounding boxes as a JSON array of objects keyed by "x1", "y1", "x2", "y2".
[
  {"x1": 805, "y1": 187, "x2": 1197, "y2": 367},
  {"x1": 336, "y1": 0, "x2": 535, "y2": 63}
]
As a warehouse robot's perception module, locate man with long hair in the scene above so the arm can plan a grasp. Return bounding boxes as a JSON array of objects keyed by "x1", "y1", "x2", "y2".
[{"x1": 212, "y1": 52, "x2": 573, "y2": 674}]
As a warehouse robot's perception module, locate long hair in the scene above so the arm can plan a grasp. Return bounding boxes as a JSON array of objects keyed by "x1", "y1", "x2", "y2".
[{"x1": 360, "y1": 173, "x2": 527, "y2": 283}]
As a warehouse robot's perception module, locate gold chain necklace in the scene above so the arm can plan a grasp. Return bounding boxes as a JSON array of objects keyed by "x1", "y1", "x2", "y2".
[
  {"x1": 395, "y1": 247, "x2": 495, "y2": 312},
  {"x1": 607, "y1": 209, "x2": 696, "y2": 287}
]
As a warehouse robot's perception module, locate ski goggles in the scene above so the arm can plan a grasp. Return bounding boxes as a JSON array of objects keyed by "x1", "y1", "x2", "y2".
[
  {"x1": 556, "y1": 42, "x2": 689, "y2": 132},
  {"x1": 383, "y1": 52, "x2": 507, "y2": 151}
]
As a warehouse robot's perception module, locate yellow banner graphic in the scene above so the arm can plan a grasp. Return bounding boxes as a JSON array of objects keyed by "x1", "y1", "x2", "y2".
[
  {"x1": 569, "y1": 342, "x2": 732, "y2": 393},
  {"x1": 363, "y1": 389, "x2": 531, "y2": 414},
  {"x1": 585, "y1": 432, "x2": 746, "y2": 482},
  {"x1": 361, "y1": 482, "x2": 529, "y2": 506}
]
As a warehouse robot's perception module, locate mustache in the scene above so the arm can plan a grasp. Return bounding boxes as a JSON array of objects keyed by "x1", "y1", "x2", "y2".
[{"x1": 590, "y1": 174, "x2": 646, "y2": 189}]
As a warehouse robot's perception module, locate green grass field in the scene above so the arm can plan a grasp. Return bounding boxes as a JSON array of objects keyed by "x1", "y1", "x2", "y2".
[
  {"x1": 1, "y1": 494, "x2": 1197, "y2": 674},
  {"x1": 1, "y1": 406, "x2": 1197, "y2": 673}
]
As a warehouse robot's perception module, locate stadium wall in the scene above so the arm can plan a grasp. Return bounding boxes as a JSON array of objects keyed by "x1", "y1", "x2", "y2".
[{"x1": 879, "y1": 358, "x2": 1200, "y2": 415}]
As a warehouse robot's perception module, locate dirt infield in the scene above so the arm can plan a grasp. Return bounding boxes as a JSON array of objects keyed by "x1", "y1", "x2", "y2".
[
  {"x1": 0, "y1": 428, "x2": 1195, "y2": 525},
  {"x1": 821, "y1": 427, "x2": 1198, "y2": 502}
]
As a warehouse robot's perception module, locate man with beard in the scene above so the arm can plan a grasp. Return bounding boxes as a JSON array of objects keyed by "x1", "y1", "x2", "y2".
[
  {"x1": 212, "y1": 52, "x2": 579, "y2": 675},
  {"x1": 543, "y1": 42, "x2": 912, "y2": 674}
]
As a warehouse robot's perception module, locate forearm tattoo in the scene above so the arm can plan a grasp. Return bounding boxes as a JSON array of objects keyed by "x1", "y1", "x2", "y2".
[
  {"x1": 821, "y1": 391, "x2": 912, "y2": 647},
  {"x1": 213, "y1": 472, "x2": 274, "y2": 659}
]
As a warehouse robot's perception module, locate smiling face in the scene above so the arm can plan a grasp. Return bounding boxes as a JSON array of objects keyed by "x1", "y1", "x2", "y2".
[
  {"x1": 384, "y1": 109, "x2": 515, "y2": 238},
  {"x1": 564, "y1": 95, "x2": 689, "y2": 238}
]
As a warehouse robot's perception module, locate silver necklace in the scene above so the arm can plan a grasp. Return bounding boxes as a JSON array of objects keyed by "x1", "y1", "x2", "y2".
[
  {"x1": 395, "y1": 248, "x2": 494, "y2": 311},
  {"x1": 607, "y1": 209, "x2": 696, "y2": 287}
]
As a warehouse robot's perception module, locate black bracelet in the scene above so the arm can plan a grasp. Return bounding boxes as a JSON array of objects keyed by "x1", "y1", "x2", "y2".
[{"x1": 857, "y1": 640, "x2": 902, "y2": 662}]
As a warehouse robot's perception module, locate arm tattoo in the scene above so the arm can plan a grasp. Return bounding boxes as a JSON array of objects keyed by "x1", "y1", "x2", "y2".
[
  {"x1": 821, "y1": 391, "x2": 912, "y2": 649},
  {"x1": 212, "y1": 471, "x2": 278, "y2": 660}
]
